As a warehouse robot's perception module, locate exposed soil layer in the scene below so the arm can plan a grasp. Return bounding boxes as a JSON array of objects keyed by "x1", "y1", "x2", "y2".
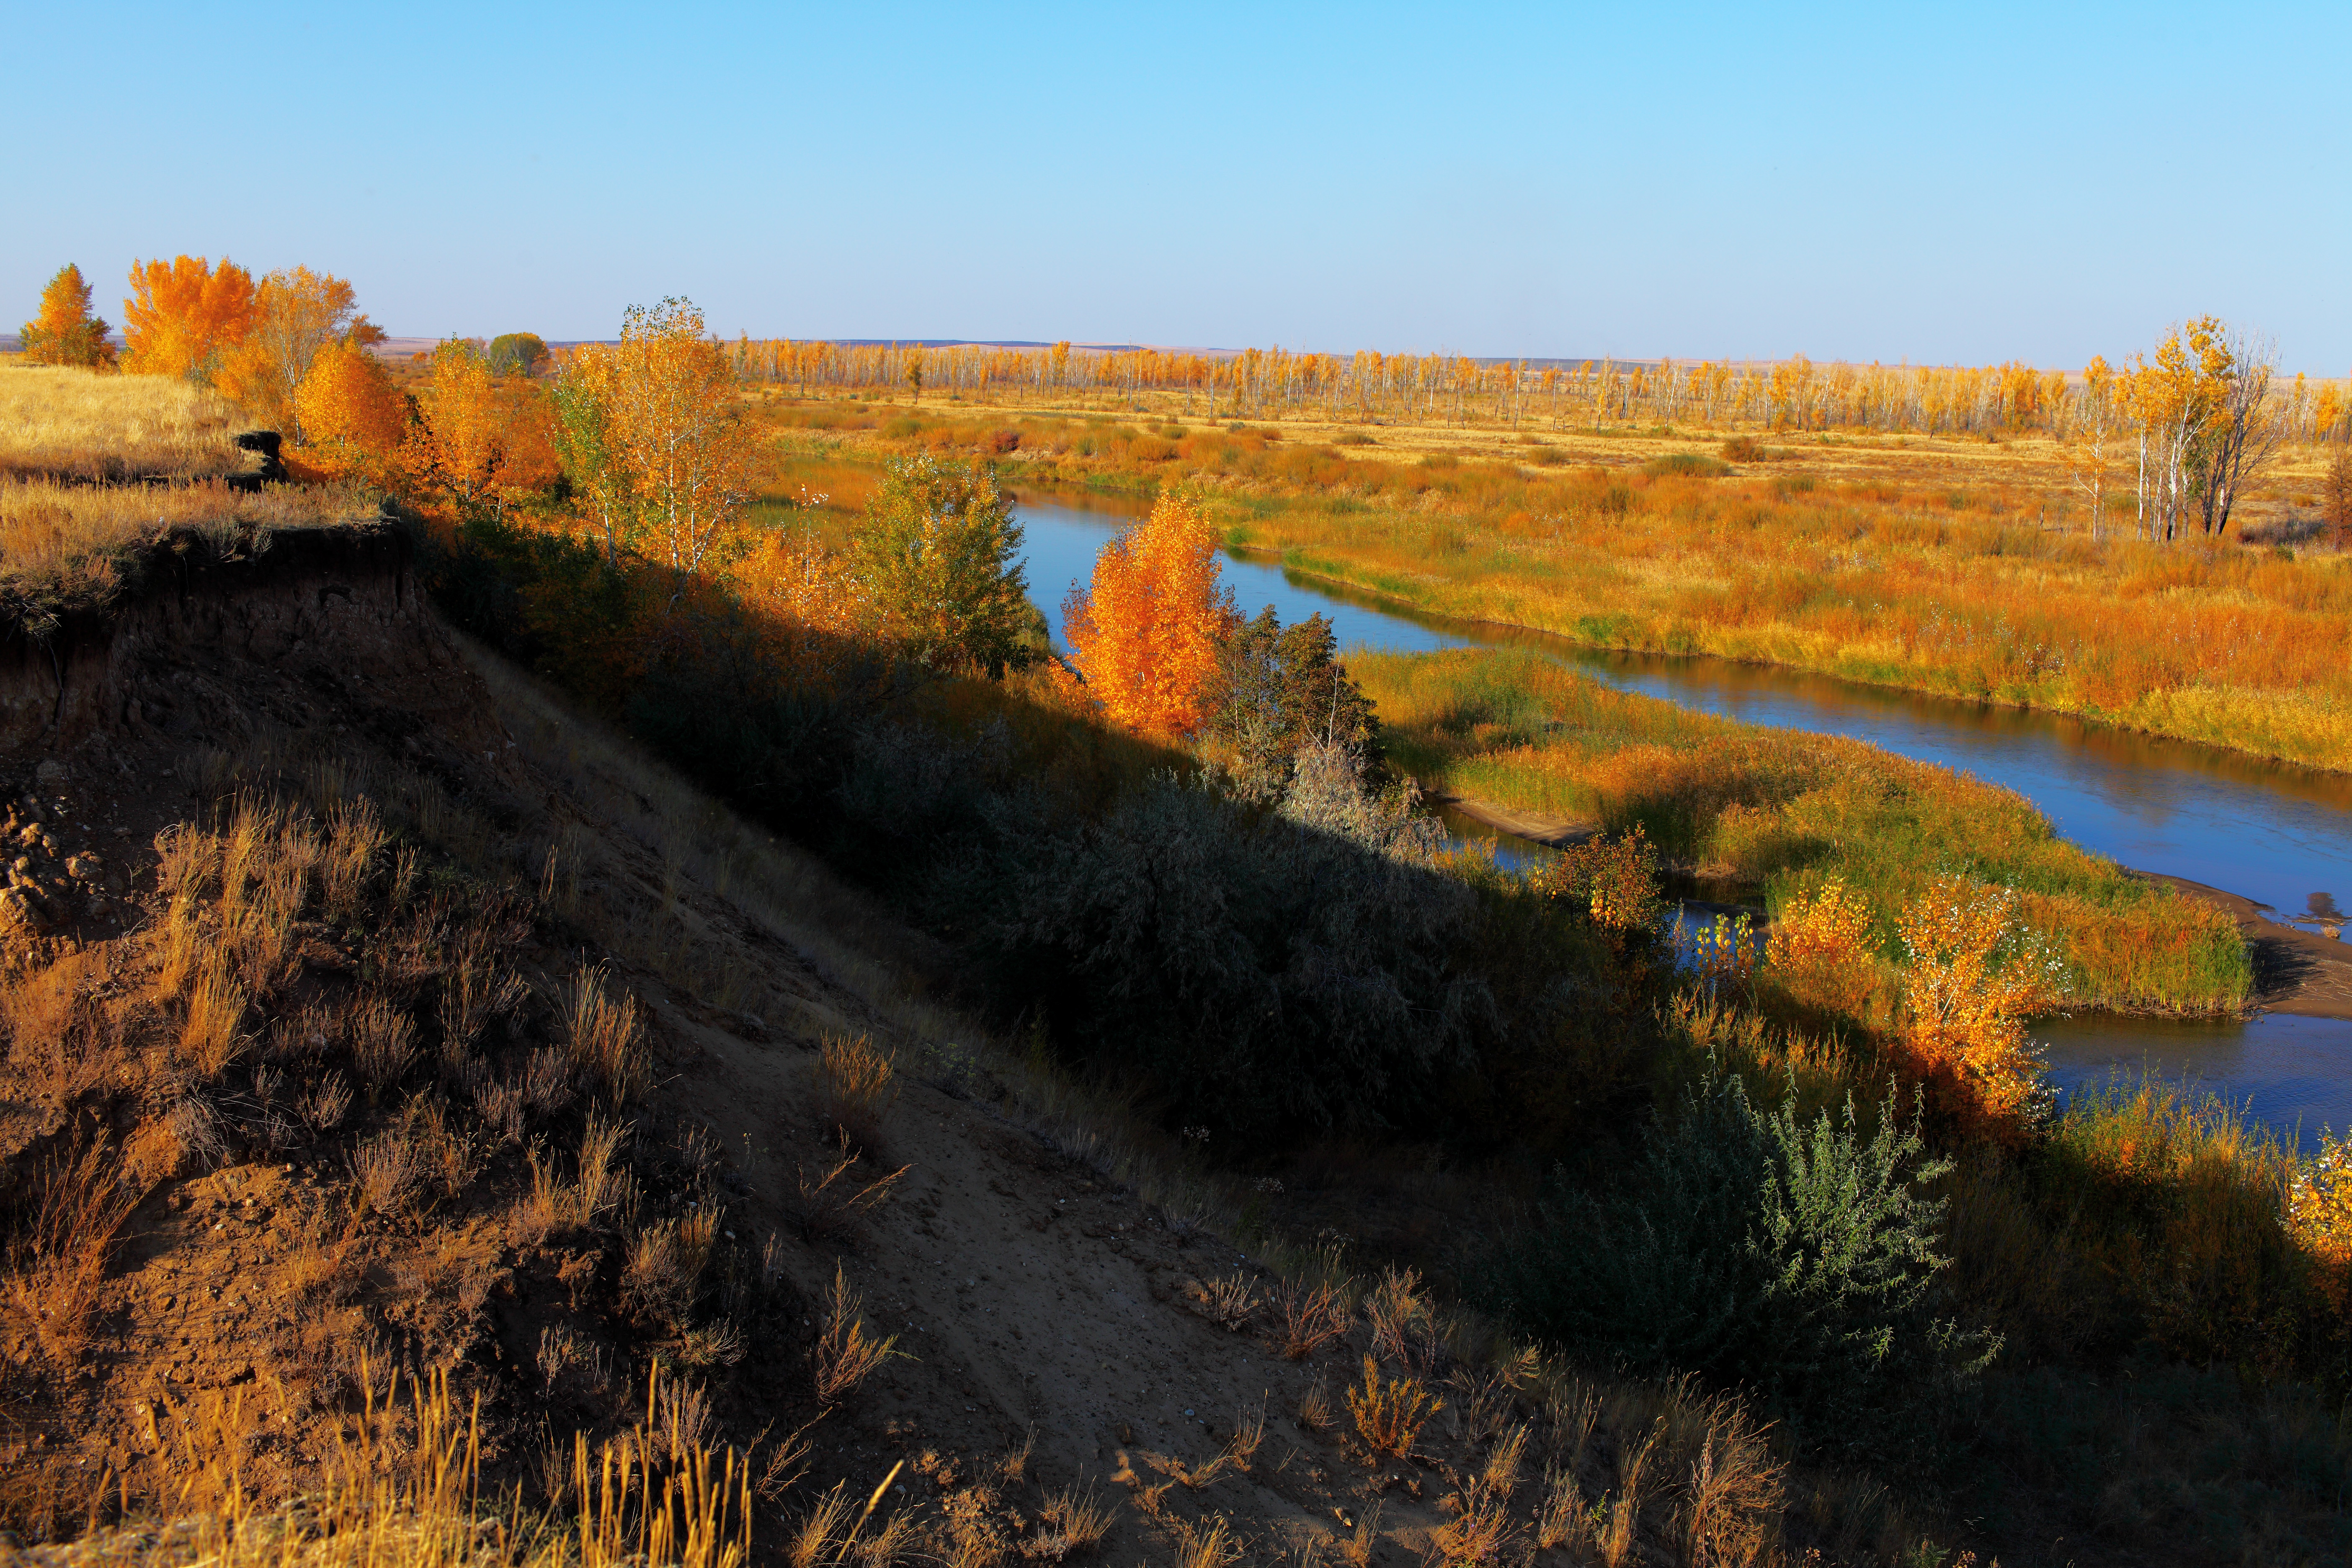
[{"x1": 0, "y1": 529, "x2": 1608, "y2": 1568}]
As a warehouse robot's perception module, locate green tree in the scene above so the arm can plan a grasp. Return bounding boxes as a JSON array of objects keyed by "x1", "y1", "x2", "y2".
[
  {"x1": 1202, "y1": 607, "x2": 1384, "y2": 802},
  {"x1": 20, "y1": 264, "x2": 114, "y2": 368},
  {"x1": 488, "y1": 333, "x2": 549, "y2": 377},
  {"x1": 551, "y1": 346, "x2": 638, "y2": 566},
  {"x1": 851, "y1": 455, "x2": 1035, "y2": 676}
]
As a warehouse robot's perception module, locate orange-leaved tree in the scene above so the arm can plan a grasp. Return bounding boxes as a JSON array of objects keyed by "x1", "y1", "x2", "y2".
[
  {"x1": 221, "y1": 265, "x2": 382, "y2": 431},
  {"x1": 292, "y1": 340, "x2": 408, "y2": 479},
  {"x1": 20, "y1": 265, "x2": 115, "y2": 368},
  {"x1": 1062, "y1": 490, "x2": 1237, "y2": 740},
  {"x1": 122, "y1": 255, "x2": 254, "y2": 380},
  {"x1": 1895, "y1": 874, "x2": 2063, "y2": 1130},
  {"x1": 401, "y1": 339, "x2": 556, "y2": 513}
]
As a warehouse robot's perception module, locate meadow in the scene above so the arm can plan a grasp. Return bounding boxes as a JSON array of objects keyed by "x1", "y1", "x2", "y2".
[
  {"x1": 0, "y1": 362, "x2": 250, "y2": 480},
  {"x1": 743, "y1": 387, "x2": 2352, "y2": 774},
  {"x1": 1354, "y1": 646, "x2": 2252, "y2": 1015}
]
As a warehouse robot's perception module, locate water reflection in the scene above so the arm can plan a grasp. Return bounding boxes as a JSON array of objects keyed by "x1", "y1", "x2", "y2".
[
  {"x1": 1014, "y1": 494, "x2": 2352, "y2": 921},
  {"x1": 2039, "y1": 1012, "x2": 2352, "y2": 1150},
  {"x1": 1012, "y1": 493, "x2": 2352, "y2": 1142}
]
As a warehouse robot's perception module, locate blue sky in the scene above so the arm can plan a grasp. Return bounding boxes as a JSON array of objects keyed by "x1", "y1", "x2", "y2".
[{"x1": 8, "y1": 3, "x2": 2347, "y2": 369}]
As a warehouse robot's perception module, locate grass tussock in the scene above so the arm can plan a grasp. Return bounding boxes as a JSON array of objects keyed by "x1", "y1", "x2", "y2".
[{"x1": 0, "y1": 364, "x2": 249, "y2": 480}]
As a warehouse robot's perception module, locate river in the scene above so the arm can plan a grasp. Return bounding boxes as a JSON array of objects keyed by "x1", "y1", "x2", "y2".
[{"x1": 1013, "y1": 493, "x2": 2352, "y2": 1145}]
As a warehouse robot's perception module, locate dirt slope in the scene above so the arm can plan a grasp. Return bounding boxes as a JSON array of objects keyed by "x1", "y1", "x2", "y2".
[{"x1": 0, "y1": 525, "x2": 1742, "y2": 1567}]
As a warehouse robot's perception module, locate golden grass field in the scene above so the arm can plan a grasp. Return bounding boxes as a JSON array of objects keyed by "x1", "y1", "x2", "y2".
[
  {"x1": 0, "y1": 362, "x2": 251, "y2": 480},
  {"x1": 748, "y1": 386, "x2": 2352, "y2": 773}
]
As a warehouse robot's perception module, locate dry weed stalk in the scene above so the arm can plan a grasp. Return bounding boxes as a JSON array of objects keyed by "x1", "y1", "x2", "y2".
[
  {"x1": 349, "y1": 1126, "x2": 417, "y2": 1216},
  {"x1": 4, "y1": 1138, "x2": 139, "y2": 1363},
  {"x1": 179, "y1": 961, "x2": 250, "y2": 1075},
  {"x1": 1335, "y1": 1501, "x2": 1381, "y2": 1568},
  {"x1": 811, "y1": 1264, "x2": 903, "y2": 1405},
  {"x1": 1202, "y1": 1271, "x2": 1260, "y2": 1331},
  {"x1": 348, "y1": 992, "x2": 418, "y2": 1100},
  {"x1": 1222, "y1": 1402, "x2": 1267, "y2": 1472},
  {"x1": 1679, "y1": 1399, "x2": 1785, "y2": 1568},
  {"x1": 1433, "y1": 1477, "x2": 1524, "y2": 1568},
  {"x1": 1534, "y1": 1463, "x2": 1589, "y2": 1552},
  {"x1": 1297, "y1": 1378, "x2": 1335, "y2": 1431},
  {"x1": 1482, "y1": 1423, "x2": 1529, "y2": 1497},
  {"x1": 1170, "y1": 1514, "x2": 1242, "y2": 1568},
  {"x1": 1029, "y1": 1483, "x2": 1114, "y2": 1560},
  {"x1": 1599, "y1": 1425, "x2": 1659, "y2": 1568},
  {"x1": 1346, "y1": 1357, "x2": 1441, "y2": 1457},
  {"x1": 1274, "y1": 1276, "x2": 1351, "y2": 1359},
  {"x1": 796, "y1": 1130, "x2": 909, "y2": 1243},
  {"x1": 1364, "y1": 1265, "x2": 1436, "y2": 1368}
]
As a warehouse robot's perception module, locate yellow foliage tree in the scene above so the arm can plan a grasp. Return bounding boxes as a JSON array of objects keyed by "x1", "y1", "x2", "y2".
[
  {"x1": 401, "y1": 341, "x2": 511, "y2": 509},
  {"x1": 1768, "y1": 875, "x2": 1880, "y2": 1018},
  {"x1": 293, "y1": 341, "x2": 408, "y2": 478},
  {"x1": 20, "y1": 265, "x2": 114, "y2": 368},
  {"x1": 220, "y1": 265, "x2": 380, "y2": 431},
  {"x1": 1895, "y1": 875, "x2": 2062, "y2": 1127},
  {"x1": 1061, "y1": 491, "x2": 1237, "y2": 740},
  {"x1": 121, "y1": 255, "x2": 253, "y2": 380},
  {"x1": 605, "y1": 298, "x2": 750, "y2": 575}
]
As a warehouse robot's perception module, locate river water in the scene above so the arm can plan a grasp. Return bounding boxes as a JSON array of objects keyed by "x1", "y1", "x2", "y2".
[{"x1": 1013, "y1": 495, "x2": 2352, "y2": 1144}]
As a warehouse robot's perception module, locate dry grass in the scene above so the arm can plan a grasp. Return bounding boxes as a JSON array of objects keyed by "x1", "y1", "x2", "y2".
[
  {"x1": 4, "y1": 1139, "x2": 140, "y2": 1364},
  {"x1": 810, "y1": 1264, "x2": 902, "y2": 1405},
  {"x1": 1273, "y1": 1277, "x2": 1352, "y2": 1359},
  {"x1": 1346, "y1": 1357, "x2": 1441, "y2": 1457},
  {"x1": 0, "y1": 364, "x2": 248, "y2": 480},
  {"x1": 794, "y1": 1131, "x2": 908, "y2": 1243},
  {"x1": 1199, "y1": 1271, "x2": 1260, "y2": 1331},
  {"x1": 0, "y1": 475, "x2": 371, "y2": 617},
  {"x1": 564, "y1": 963, "x2": 650, "y2": 1104},
  {"x1": 813, "y1": 1032, "x2": 898, "y2": 1150}
]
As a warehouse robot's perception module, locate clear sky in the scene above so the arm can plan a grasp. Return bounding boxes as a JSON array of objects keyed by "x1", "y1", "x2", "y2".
[{"x1": 8, "y1": 2, "x2": 2347, "y2": 370}]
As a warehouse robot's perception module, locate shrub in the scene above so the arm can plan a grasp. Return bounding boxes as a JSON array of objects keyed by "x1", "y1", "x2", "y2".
[
  {"x1": 1896, "y1": 875, "x2": 2062, "y2": 1130},
  {"x1": 1768, "y1": 874, "x2": 1880, "y2": 1019},
  {"x1": 1346, "y1": 1357, "x2": 1440, "y2": 1455},
  {"x1": 1477, "y1": 1068, "x2": 1990, "y2": 1439},
  {"x1": 1643, "y1": 452, "x2": 1731, "y2": 478}
]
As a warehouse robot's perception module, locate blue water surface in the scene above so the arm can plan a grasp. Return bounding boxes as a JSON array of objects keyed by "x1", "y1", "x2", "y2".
[{"x1": 1013, "y1": 494, "x2": 2352, "y2": 1144}]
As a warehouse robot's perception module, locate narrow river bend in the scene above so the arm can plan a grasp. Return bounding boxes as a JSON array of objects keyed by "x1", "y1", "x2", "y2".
[{"x1": 1012, "y1": 495, "x2": 2352, "y2": 1145}]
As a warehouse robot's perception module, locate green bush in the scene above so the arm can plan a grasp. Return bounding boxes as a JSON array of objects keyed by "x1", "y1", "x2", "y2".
[
  {"x1": 1642, "y1": 452, "x2": 1731, "y2": 478},
  {"x1": 487, "y1": 333, "x2": 548, "y2": 377},
  {"x1": 1477, "y1": 1068, "x2": 1994, "y2": 1439}
]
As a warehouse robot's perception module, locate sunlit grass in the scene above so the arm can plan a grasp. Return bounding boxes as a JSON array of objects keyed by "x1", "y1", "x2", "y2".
[
  {"x1": 1357, "y1": 647, "x2": 2250, "y2": 1014},
  {"x1": 0, "y1": 363, "x2": 250, "y2": 480}
]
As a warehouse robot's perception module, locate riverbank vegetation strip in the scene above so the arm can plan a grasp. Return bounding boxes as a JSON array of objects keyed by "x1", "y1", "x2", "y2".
[
  {"x1": 1358, "y1": 646, "x2": 2252, "y2": 1016},
  {"x1": 745, "y1": 385, "x2": 2352, "y2": 774}
]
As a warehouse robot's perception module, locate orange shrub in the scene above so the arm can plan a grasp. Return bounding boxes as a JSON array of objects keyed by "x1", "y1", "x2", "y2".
[
  {"x1": 1767, "y1": 875, "x2": 1880, "y2": 1019},
  {"x1": 2288, "y1": 1132, "x2": 2352, "y2": 1309},
  {"x1": 1896, "y1": 875, "x2": 2063, "y2": 1132}
]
